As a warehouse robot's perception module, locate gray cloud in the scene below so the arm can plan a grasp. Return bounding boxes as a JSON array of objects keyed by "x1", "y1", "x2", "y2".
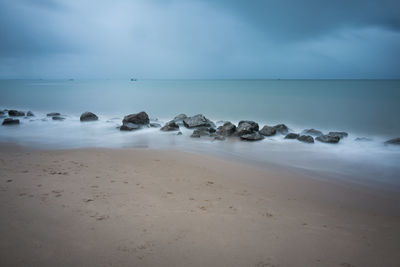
[{"x1": 0, "y1": 0, "x2": 399, "y2": 78}]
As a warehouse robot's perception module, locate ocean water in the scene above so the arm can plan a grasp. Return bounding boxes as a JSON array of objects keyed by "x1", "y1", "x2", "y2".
[{"x1": 1, "y1": 79, "x2": 400, "y2": 190}]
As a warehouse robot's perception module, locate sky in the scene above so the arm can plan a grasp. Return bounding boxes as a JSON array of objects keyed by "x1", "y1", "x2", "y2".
[{"x1": 0, "y1": 0, "x2": 399, "y2": 79}]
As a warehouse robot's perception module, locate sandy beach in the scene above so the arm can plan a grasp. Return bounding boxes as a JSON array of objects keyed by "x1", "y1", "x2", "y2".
[{"x1": 0, "y1": 143, "x2": 399, "y2": 267}]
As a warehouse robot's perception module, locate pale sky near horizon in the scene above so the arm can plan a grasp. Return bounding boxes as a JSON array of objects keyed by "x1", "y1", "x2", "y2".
[{"x1": 0, "y1": 0, "x2": 399, "y2": 79}]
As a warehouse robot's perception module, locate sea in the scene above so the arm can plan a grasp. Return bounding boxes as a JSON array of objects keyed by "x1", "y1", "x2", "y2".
[{"x1": 1, "y1": 79, "x2": 400, "y2": 190}]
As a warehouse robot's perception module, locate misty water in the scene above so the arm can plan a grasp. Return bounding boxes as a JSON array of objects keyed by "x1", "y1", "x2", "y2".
[{"x1": 1, "y1": 79, "x2": 400, "y2": 190}]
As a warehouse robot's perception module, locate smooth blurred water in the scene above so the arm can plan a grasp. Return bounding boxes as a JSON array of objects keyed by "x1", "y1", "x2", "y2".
[{"x1": 1, "y1": 79, "x2": 400, "y2": 190}]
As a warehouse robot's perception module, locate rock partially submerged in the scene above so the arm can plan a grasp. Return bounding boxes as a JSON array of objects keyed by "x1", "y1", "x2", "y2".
[
  {"x1": 297, "y1": 135, "x2": 314, "y2": 143},
  {"x1": 80, "y1": 112, "x2": 98, "y2": 121},
  {"x1": 316, "y1": 134, "x2": 340, "y2": 144},
  {"x1": 150, "y1": 123, "x2": 161, "y2": 128},
  {"x1": 27, "y1": 111, "x2": 34, "y2": 117},
  {"x1": 2, "y1": 118, "x2": 19, "y2": 125},
  {"x1": 384, "y1": 138, "x2": 400, "y2": 145},
  {"x1": 355, "y1": 137, "x2": 372, "y2": 142},
  {"x1": 120, "y1": 111, "x2": 150, "y2": 131},
  {"x1": 52, "y1": 116, "x2": 65, "y2": 121},
  {"x1": 47, "y1": 112, "x2": 60, "y2": 117},
  {"x1": 259, "y1": 125, "x2": 276, "y2": 136},
  {"x1": 183, "y1": 114, "x2": 215, "y2": 129},
  {"x1": 273, "y1": 124, "x2": 289, "y2": 135},
  {"x1": 240, "y1": 132, "x2": 264, "y2": 141},
  {"x1": 8, "y1": 110, "x2": 25, "y2": 117},
  {"x1": 302, "y1": 129, "x2": 323, "y2": 137},
  {"x1": 160, "y1": 121, "x2": 179, "y2": 131},
  {"x1": 284, "y1": 133, "x2": 299, "y2": 139},
  {"x1": 171, "y1": 114, "x2": 187, "y2": 126},
  {"x1": 190, "y1": 127, "x2": 215, "y2": 138},
  {"x1": 217, "y1": 121, "x2": 236, "y2": 136},
  {"x1": 328, "y1": 131, "x2": 348, "y2": 139},
  {"x1": 236, "y1": 121, "x2": 259, "y2": 136}
]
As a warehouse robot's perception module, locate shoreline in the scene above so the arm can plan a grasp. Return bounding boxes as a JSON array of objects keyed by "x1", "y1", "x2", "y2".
[{"x1": 1, "y1": 143, "x2": 399, "y2": 266}]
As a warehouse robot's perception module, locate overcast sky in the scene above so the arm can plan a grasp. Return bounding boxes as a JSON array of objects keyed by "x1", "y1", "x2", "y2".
[{"x1": 0, "y1": 0, "x2": 399, "y2": 79}]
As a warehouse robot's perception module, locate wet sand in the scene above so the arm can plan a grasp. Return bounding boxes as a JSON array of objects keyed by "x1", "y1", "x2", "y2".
[{"x1": 0, "y1": 144, "x2": 399, "y2": 267}]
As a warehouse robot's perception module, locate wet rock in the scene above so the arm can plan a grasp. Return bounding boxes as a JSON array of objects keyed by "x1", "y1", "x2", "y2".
[
  {"x1": 80, "y1": 112, "x2": 98, "y2": 121},
  {"x1": 52, "y1": 116, "x2": 65, "y2": 121},
  {"x1": 328, "y1": 131, "x2": 348, "y2": 139},
  {"x1": 150, "y1": 123, "x2": 161, "y2": 128},
  {"x1": 236, "y1": 121, "x2": 259, "y2": 136},
  {"x1": 213, "y1": 135, "x2": 226, "y2": 141},
  {"x1": 273, "y1": 124, "x2": 289, "y2": 135},
  {"x1": 27, "y1": 111, "x2": 34, "y2": 117},
  {"x1": 302, "y1": 128, "x2": 323, "y2": 137},
  {"x1": 160, "y1": 121, "x2": 179, "y2": 131},
  {"x1": 384, "y1": 138, "x2": 400, "y2": 145},
  {"x1": 183, "y1": 114, "x2": 215, "y2": 129},
  {"x1": 316, "y1": 134, "x2": 340, "y2": 144},
  {"x1": 2, "y1": 118, "x2": 20, "y2": 125},
  {"x1": 355, "y1": 137, "x2": 372, "y2": 142},
  {"x1": 177, "y1": 131, "x2": 182, "y2": 135},
  {"x1": 190, "y1": 127, "x2": 214, "y2": 138},
  {"x1": 8, "y1": 110, "x2": 25, "y2": 117},
  {"x1": 120, "y1": 123, "x2": 141, "y2": 131},
  {"x1": 284, "y1": 133, "x2": 299, "y2": 139},
  {"x1": 259, "y1": 125, "x2": 276, "y2": 136},
  {"x1": 217, "y1": 121, "x2": 236, "y2": 136},
  {"x1": 122, "y1": 111, "x2": 149, "y2": 125},
  {"x1": 297, "y1": 135, "x2": 314, "y2": 143},
  {"x1": 240, "y1": 132, "x2": 264, "y2": 141},
  {"x1": 172, "y1": 114, "x2": 187, "y2": 125},
  {"x1": 47, "y1": 112, "x2": 60, "y2": 117}
]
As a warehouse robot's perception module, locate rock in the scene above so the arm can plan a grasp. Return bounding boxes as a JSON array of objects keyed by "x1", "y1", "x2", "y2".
[
  {"x1": 328, "y1": 131, "x2": 348, "y2": 139},
  {"x1": 120, "y1": 123, "x2": 141, "y2": 131},
  {"x1": 52, "y1": 116, "x2": 65, "y2": 121},
  {"x1": 285, "y1": 133, "x2": 299, "y2": 139},
  {"x1": 190, "y1": 127, "x2": 214, "y2": 138},
  {"x1": 122, "y1": 111, "x2": 149, "y2": 125},
  {"x1": 213, "y1": 135, "x2": 226, "y2": 141},
  {"x1": 47, "y1": 112, "x2": 60, "y2": 116},
  {"x1": 80, "y1": 112, "x2": 98, "y2": 121},
  {"x1": 302, "y1": 129, "x2": 323, "y2": 136},
  {"x1": 240, "y1": 132, "x2": 264, "y2": 141},
  {"x1": 259, "y1": 125, "x2": 276, "y2": 136},
  {"x1": 217, "y1": 121, "x2": 236, "y2": 136},
  {"x1": 150, "y1": 123, "x2": 161, "y2": 128},
  {"x1": 177, "y1": 131, "x2": 182, "y2": 135},
  {"x1": 384, "y1": 138, "x2": 400, "y2": 145},
  {"x1": 8, "y1": 110, "x2": 25, "y2": 116},
  {"x1": 355, "y1": 137, "x2": 372, "y2": 142},
  {"x1": 316, "y1": 134, "x2": 340, "y2": 144},
  {"x1": 160, "y1": 121, "x2": 179, "y2": 131},
  {"x1": 27, "y1": 111, "x2": 34, "y2": 117},
  {"x1": 183, "y1": 114, "x2": 215, "y2": 129},
  {"x1": 297, "y1": 135, "x2": 314, "y2": 143},
  {"x1": 172, "y1": 114, "x2": 187, "y2": 125},
  {"x1": 273, "y1": 124, "x2": 289, "y2": 135},
  {"x1": 2, "y1": 118, "x2": 19, "y2": 125},
  {"x1": 236, "y1": 121, "x2": 259, "y2": 136}
]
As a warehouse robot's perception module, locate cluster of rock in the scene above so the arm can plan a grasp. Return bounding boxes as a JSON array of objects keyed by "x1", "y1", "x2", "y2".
[{"x1": 2, "y1": 109, "x2": 400, "y2": 146}]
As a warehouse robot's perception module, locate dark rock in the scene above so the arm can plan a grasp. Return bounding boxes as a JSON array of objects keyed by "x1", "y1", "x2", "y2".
[
  {"x1": 236, "y1": 121, "x2": 259, "y2": 136},
  {"x1": 240, "y1": 132, "x2": 264, "y2": 141},
  {"x1": 284, "y1": 133, "x2": 299, "y2": 139},
  {"x1": 122, "y1": 111, "x2": 149, "y2": 125},
  {"x1": 328, "y1": 131, "x2": 348, "y2": 139},
  {"x1": 150, "y1": 123, "x2": 161, "y2": 128},
  {"x1": 120, "y1": 123, "x2": 141, "y2": 131},
  {"x1": 177, "y1": 131, "x2": 182, "y2": 135},
  {"x1": 80, "y1": 112, "x2": 98, "y2": 121},
  {"x1": 316, "y1": 134, "x2": 340, "y2": 144},
  {"x1": 259, "y1": 125, "x2": 276, "y2": 136},
  {"x1": 160, "y1": 121, "x2": 179, "y2": 131},
  {"x1": 2, "y1": 118, "x2": 20, "y2": 125},
  {"x1": 47, "y1": 112, "x2": 60, "y2": 117},
  {"x1": 183, "y1": 114, "x2": 215, "y2": 129},
  {"x1": 297, "y1": 135, "x2": 314, "y2": 143},
  {"x1": 27, "y1": 111, "x2": 34, "y2": 117},
  {"x1": 355, "y1": 137, "x2": 372, "y2": 142},
  {"x1": 190, "y1": 127, "x2": 214, "y2": 138},
  {"x1": 213, "y1": 135, "x2": 226, "y2": 141},
  {"x1": 52, "y1": 116, "x2": 65, "y2": 121},
  {"x1": 384, "y1": 138, "x2": 400, "y2": 145},
  {"x1": 172, "y1": 114, "x2": 187, "y2": 125},
  {"x1": 273, "y1": 124, "x2": 289, "y2": 135},
  {"x1": 302, "y1": 128, "x2": 323, "y2": 137},
  {"x1": 8, "y1": 110, "x2": 25, "y2": 117},
  {"x1": 217, "y1": 121, "x2": 236, "y2": 136}
]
